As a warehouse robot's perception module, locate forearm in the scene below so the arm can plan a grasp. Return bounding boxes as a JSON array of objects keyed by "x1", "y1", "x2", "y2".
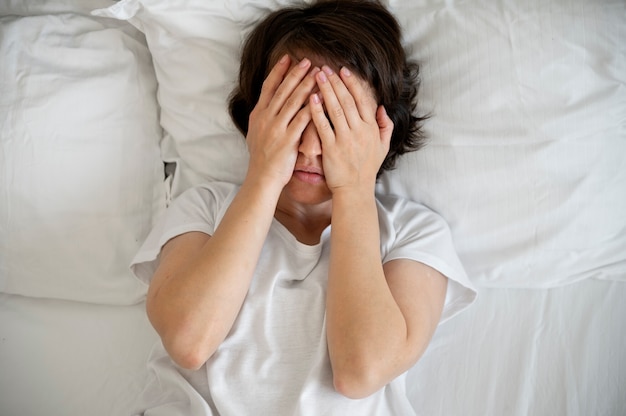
[
  {"x1": 150, "y1": 54, "x2": 317, "y2": 369},
  {"x1": 148, "y1": 174, "x2": 283, "y2": 369},
  {"x1": 326, "y1": 189, "x2": 414, "y2": 397}
]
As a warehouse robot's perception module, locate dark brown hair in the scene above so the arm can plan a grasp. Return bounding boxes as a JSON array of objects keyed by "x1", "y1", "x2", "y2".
[{"x1": 228, "y1": 0, "x2": 427, "y2": 175}]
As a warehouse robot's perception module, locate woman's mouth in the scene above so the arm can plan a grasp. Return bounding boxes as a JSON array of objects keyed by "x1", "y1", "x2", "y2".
[{"x1": 293, "y1": 166, "x2": 325, "y2": 184}]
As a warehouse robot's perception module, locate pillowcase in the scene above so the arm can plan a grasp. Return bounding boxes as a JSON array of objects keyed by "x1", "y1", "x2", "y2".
[
  {"x1": 380, "y1": 0, "x2": 626, "y2": 287},
  {"x1": 95, "y1": 0, "x2": 256, "y2": 198},
  {"x1": 0, "y1": 6, "x2": 165, "y2": 304},
  {"x1": 95, "y1": 0, "x2": 626, "y2": 288}
]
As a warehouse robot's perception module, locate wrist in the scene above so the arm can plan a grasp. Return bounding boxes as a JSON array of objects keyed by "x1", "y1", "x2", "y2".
[
  {"x1": 242, "y1": 168, "x2": 286, "y2": 198},
  {"x1": 331, "y1": 185, "x2": 377, "y2": 211},
  {"x1": 330, "y1": 180, "x2": 376, "y2": 199}
]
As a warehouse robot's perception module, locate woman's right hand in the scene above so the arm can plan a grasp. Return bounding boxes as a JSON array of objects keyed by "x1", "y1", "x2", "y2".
[{"x1": 245, "y1": 54, "x2": 320, "y2": 187}]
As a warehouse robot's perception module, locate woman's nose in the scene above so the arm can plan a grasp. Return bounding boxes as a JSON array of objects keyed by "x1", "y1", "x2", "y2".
[{"x1": 298, "y1": 122, "x2": 322, "y2": 156}]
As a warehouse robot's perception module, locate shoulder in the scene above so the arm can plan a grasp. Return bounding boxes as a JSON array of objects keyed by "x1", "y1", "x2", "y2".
[
  {"x1": 375, "y1": 193, "x2": 451, "y2": 238},
  {"x1": 169, "y1": 181, "x2": 239, "y2": 220},
  {"x1": 174, "y1": 181, "x2": 240, "y2": 208},
  {"x1": 130, "y1": 182, "x2": 240, "y2": 285},
  {"x1": 375, "y1": 194, "x2": 477, "y2": 322},
  {"x1": 375, "y1": 193, "x2": 458, "y2": 275}
]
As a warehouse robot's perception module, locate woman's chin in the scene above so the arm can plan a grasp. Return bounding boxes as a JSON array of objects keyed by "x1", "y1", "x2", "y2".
[{"x1": 282, "y1": 177, "x2": 333, "y2": 206}]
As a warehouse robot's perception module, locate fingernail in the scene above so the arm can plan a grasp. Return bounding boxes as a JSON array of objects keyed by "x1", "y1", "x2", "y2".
[
  {"x1": 299, "y1": 58, "x2": 311, "y2": 68},
  {"x1": 322, "y1": 65, "x2": 334, "y2": 75},
  {"x1": 279, "y1": 54, "x2": 289, "y2": 64},
  {"x1": 341, "y1": 67, "x2": 351, "y2": 77},
  {"x1": 317, "y1": 71, "x2": 328, "y2": 83},
  {"x1": 312, "y1": 93, "x2": 320, "y2": 104},
  {"x1": 309, "y1": 67, "x2": 321, "y2": 77}
]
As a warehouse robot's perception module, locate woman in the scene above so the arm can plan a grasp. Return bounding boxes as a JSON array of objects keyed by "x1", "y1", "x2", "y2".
[{"x1": 131, "y1": 1, "x2": 475, "y2": 414}]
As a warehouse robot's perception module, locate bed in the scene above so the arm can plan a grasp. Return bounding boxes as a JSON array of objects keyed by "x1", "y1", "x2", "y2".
[{"x1": 1, "y1": 0, "x2": 624, "y2": 415}]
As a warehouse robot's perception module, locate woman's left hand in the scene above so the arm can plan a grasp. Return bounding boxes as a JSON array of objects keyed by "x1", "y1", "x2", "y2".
[{"x1": 309, "y1": 66, "x2": 393, "y2": 194}]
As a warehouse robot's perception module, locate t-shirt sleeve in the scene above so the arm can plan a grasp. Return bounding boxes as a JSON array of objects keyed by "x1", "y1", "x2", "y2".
[
  {"x1": 130, "y1": 182, "x2": 238, "y2": 286},
  {"x1": 377, "y1": 195, "x2": 477, "y2": 324}
]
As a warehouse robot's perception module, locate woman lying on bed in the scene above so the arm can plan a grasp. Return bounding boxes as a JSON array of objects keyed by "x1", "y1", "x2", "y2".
[{"x1": 130, "y1": 0, "x2": 474, "y2": 414}]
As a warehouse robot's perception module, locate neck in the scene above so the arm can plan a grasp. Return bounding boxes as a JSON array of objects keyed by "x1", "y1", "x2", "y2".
[{"x1": 274, "y1": 200, "x2": 332, "y2": 246}]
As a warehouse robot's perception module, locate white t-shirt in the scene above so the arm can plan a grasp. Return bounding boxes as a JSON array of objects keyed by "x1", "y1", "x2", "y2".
[{"x1": 131, "y1": 182, "x2": 476, "y2": 416}]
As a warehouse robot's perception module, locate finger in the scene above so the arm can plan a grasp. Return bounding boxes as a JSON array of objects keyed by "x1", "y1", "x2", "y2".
[
  {"x1": 285, "y1": 105, "x2": 313, "y2": 139},
  {"x1": 340, "y1": 67, "x2": 378, "y2": 124},
  {"x1": 277, "y1": 66, "x2": 320, "y2": 123},
  {"x1": 267, "y1": 57, "x2": 312, "y2": 115},
  {"x1": 315, "y1": 67, "x2": 351, "y2": 132},
  {"x1": 256, "y1": 54, "x2": 291, "y2": 110},
  {"x1": 322, "y1": 66, "x2": 363, "y2": 128},
  {"x1": 309, "y1": 92, "x2": 335, "y2": 144}
]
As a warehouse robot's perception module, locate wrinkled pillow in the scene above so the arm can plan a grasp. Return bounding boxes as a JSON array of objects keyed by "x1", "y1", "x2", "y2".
[
  {"x1": 95, "y1": 0, "x2": 256, "y2": 197},
  {"x1": 381, "y1": 0, "x2": 626, "y2": 287},
  {"x1": 0, "y1": 9, "x2": 165, "y2": 304}
]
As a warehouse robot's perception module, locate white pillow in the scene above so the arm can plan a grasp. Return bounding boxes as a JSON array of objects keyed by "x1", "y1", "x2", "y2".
[
  {"x1": 0, "y1": 10, "x2": 165, "y2": 304},
  {"x1": 95, "y1": 0, "x2": 258, "y2": 198},
  {"x1": 95, "y1": 0, "x2": 626, "y2": 288},
  {"x1": 381, "y1": 0, "x2": 626, "y2": 287}
]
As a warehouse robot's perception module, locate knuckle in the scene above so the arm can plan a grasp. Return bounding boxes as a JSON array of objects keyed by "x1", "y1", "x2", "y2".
[
  {"x1": 319, "y1": 120, "x2": 333, "y2": 132},
  {"x1": 316, "y1": 114, "x2": 333, "y2": 132},
  {"x1": 288, "y1": 67, "x2": 304, "y2": 80},
  {"x1": 343, "y1": 99, "x2": 356, "y2": 112},
  {"x1": 295, "y1": 107, "x2": 311, "y2": 122},
  {"x1": 273, "y1": 87, "x2": 286, "y2": 102},
  {"x1": 332, "y1": 107, "x2": 345, "y2": 119},
  {"x1": 249, "y1": 106, "x2": 263, "y2": 122},
  {"x1": 299, "y1": 76, "x2": 316, "y2": 91},
  {"x1": 327, "y1": 70, "x2": 340, "y2": 82},
  {"x1": 260, "y1": 76, "x2": 274, "y2": 92},
  {"x1": 357, "y1": 96, "x2": 370, "y2": 108},
  {"x1": 284, "y1": 95, "x2": 298, "y2": 110}
]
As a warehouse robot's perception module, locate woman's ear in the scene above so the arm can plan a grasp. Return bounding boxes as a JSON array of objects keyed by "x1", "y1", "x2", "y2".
[{"x1": 376, "y1": 105, "x2": 394, "y2": 145}]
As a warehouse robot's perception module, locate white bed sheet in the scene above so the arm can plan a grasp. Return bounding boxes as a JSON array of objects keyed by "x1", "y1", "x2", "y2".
[
  {"x1": 1, "y1": 279, "x2": 624, "y2": 416},
  {"x1": 407, "y1": 278, "x2": 626, "y2": 416},
  {"x1": 0, "y1": 294, "x2": 158, "y2": 416}
]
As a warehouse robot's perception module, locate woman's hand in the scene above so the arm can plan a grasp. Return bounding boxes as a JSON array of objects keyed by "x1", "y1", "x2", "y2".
[
  {"x1": 246, "y1": 55, "x2": 320, "y2": 188},
  {"x1": 310, "y1": 65, "x2": 393, "y2": 194}
]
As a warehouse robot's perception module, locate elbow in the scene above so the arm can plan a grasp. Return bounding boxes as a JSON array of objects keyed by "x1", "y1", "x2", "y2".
[
  {"x1": 168, "y1": 346, "x2": 210, "y2": 371},
  {"x1": 163, "y1": 333, "x2": 218, "y2": 370},
  {"x1": 148, "y1": 315, "x2": 217, "y2": 371},
  {"x1": 330, "y1": 345, "x2": 423, "y2": 399},
  {"x1": 146, "y1": 300, "x2": 218, "y2": 371},
  {"x1": 160, "y1": 319, "x2": 226, "y2": 370},
  {"x1": 331, "y1": 363, "x2": 385, "y2": 399},
  {"x1": 170, "y1": 355, "x2": 207, "y2": 371}
]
